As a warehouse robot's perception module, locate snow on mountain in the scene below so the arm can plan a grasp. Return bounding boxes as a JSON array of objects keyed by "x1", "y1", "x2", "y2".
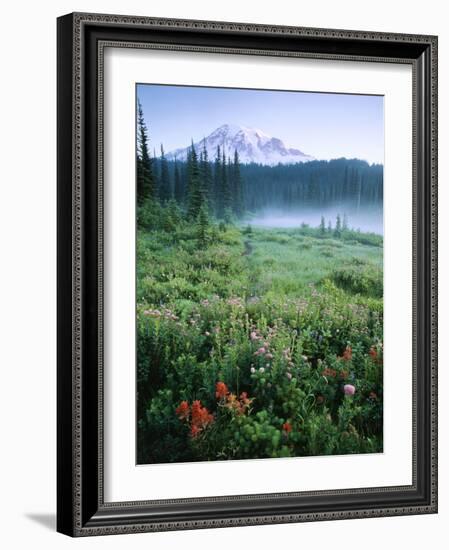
[{"x1": 165, "y1": 124, "x2": 315, "y2": 166}]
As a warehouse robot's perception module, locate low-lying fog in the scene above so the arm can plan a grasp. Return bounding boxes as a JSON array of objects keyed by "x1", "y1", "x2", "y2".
[{"x1": 249, "y1": 206, "x2": 383, "y2": 235}]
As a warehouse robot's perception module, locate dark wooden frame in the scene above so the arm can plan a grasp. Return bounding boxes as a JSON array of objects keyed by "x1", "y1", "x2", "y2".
[{"x1": 57, "y1": 12, "x2": 438, "y2": 537}]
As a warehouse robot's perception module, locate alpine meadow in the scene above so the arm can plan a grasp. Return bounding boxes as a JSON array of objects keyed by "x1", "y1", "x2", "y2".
[{"x1": 136, "y1": 84, "x2": 384, "y2": 465}]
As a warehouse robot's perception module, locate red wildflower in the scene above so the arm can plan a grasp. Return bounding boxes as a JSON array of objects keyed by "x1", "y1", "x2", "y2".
[
  {"x1": 175, "y1": 400, "x2": 189, "y2": 420},
  {"x1": 215, "y1": 381, "x2": 229, "y2": 400},
  {"x1": 224, "y1": 393, "x2": 242, "y2": 413},
  {"x1": 342, "y1": 346, "x2": 352, "y2": 361},
  {"x1": 191, "y1": 400, "x2": 214, "y2": 430},
  {"x1": 190, "y1": 425, "x2": 201, "y2": 438},
  {"x1": 282, "y1": 422, "x2": 292, "y2": 433},
  {"x1": 176, "y1": 400, "x2": 213, "y2": 437},
  {"x1": 369, "y1": 347, "x2": 378, "y2": 360},
  {"x1": 221, "y1": 391, "x2": 254, "y2": 415},
  {"x1": 239, "y1": 392, "x2": 252, "y2": 406},
  {"x1": 322, "y1": 367, "x2": 337, "y2": 378},
  {"x1": 238, "y1": 392, "x2": 253, "y2": 413}
]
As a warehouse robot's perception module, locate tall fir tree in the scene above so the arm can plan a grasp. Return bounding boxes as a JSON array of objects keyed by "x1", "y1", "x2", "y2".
[
  {"x1": 232, "y1": 150, "x2": 244, "y2": 218},
  {"x1": 200, "y1": 140, "x2": 212, "y2": 211},
  {"x1": 196, "y1": 204, "x2": 210, "y2": 245},
  {"x1": 173, "y1": 158, "x2": 183, "y2": 204},
  {"x1": 187, "y1": 142, "x2": 203, "y2": 219},
  {"x1": 334, "y1": 214, "x2": 342, "y2": 237},
  {"x1": 213, "y1": 145, "x2": 222, "y2": 218},
  {"x1": 319, "y1": 215, "x2": 326, "y2": 234},
  {"x1": 220, "y1": 149, "x2": 232, "y2": 219},
  {"x1": 159, "y1": 144, "x2": 171, "y2": 202},
  {"x1": 136, "y1": 99, "x2": 156, "y2": 203}
]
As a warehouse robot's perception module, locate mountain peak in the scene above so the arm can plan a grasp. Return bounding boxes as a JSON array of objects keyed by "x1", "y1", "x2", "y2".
[{"x1": 165, "y1": 125, "x2": 314, "y2": 166}]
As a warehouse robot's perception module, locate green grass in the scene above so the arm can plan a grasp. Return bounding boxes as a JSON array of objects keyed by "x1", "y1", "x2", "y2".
[{"x1": 246, "y1": 226, "x2": 382, "y2": 300}]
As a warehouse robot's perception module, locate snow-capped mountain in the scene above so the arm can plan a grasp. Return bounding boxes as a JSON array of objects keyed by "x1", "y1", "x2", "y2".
[{"x1": 165, "y1": 124, "x2": 314, "y2": 166}]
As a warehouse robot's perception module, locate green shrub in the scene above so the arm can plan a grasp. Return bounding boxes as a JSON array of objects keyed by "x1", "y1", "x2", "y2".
[{"x1": 331, "y1": 262, "x2": 383, "y2": 297}]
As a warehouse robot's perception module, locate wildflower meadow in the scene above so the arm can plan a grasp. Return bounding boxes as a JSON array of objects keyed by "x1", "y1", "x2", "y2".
[
  {"x1": 136, "y1": 203, "x2": 383, "y2": 463},
  {"x1": 136, "y1": 85, "x2": 383, "y2": 464}
]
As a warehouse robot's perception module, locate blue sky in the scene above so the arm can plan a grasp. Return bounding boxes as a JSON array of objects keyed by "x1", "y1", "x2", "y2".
[{"x1": 137, "y1": 84, "x2": 384, "y2": 165}]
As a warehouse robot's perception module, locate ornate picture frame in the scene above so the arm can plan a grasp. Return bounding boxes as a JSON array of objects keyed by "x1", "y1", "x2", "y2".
[{"x1": 57, "y1": 12, "x2": 437, "y2": 536}]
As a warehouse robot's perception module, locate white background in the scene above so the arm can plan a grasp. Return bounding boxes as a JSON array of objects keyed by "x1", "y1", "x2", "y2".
[
  {"x1": 104, "y1": 48, "x2": 413, "y2": 501},
  {"x1": 0, "y1": 1, "x2": 446, "y2": 548}
]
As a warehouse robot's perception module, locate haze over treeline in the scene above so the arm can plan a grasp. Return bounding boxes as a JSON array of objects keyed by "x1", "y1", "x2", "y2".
[
  {"x1": 137, "y1": 100, "x2": 383, "y2": 235},
  {"x1": 157, "y1": 157, "x2": 382, "y2": 209}
]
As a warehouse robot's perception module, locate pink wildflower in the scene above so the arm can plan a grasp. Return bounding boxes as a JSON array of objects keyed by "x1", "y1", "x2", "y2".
[{"x1": 343, "y1": 384, "x2": 356, "y2": 396}]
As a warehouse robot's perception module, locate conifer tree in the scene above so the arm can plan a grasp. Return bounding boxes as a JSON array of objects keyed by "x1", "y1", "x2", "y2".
[
  {"x1": 334, "y1": 214, "x2": 342, "y2": 237},
  {"x1": 200, "y1": 140, "x2": 212, "y2": 211},
  {"x1": 173, "y1": 158, "x2": 183, "y2": 204},
  {"x1": 319, "y1": 215, "x2": 326, "y2": 234},
  {"x1": 213, "y1": 146, "x2": 222, "y2": 218},
  {"x1": 221, "y1": 149, "x2": 232, "y2": 218},
  {"x1": 136, "y1": 100, "x2": 156, "y2": 203},
  {"x1": 196, "y1": 204, "x2": 210, "y2": 245},
  {"x1": 342, "y1": 213, "x2": 348, "y2": 231},
  {"x1": 187, "y1": 142, "x2": 203, "y2": 219},
  {"x1": 164, "y1": 198, "x2": 181, "y2": 232},
  {"x1": 159, "y1": 144, "x2": 171, "y2": 202},
  {"x1": 232, "y1": 150, "x2": 244, "y2": 218}
]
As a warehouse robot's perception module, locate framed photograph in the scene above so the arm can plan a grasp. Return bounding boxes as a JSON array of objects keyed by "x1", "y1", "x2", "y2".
[{"x1": 57, "y1": 12, "x2": 438, "y2": 536}]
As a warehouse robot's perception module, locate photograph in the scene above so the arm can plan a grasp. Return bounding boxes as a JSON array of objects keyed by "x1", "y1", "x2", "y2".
[
  {"x1": 54, "y1": 9, "x2": 437, "y2": 537},
  {"x1": 136, "y1": 84, "x2": 384, "y2": 465}
]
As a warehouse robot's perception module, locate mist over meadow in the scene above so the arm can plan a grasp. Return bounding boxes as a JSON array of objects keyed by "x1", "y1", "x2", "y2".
[{"x1": 250, "y1": 204, "x2": 383, "y2": 235}]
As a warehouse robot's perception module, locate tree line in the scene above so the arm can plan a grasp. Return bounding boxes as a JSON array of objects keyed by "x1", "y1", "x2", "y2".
[{"x1": 239, "y1": 159, "x2": 383, "y2": 211}]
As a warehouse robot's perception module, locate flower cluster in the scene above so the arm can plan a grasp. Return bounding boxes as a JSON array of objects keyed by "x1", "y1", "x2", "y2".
[
  {"x1": 143, "y1": 307, "x2": 179, "y2": 321},
  {"x1": 200, "y1": 295, "x2": 220, "y2": 307},
  {"x1": 343, "y1": 384, "x2": 356, "y2": 396},
  {"x1": 340, "y1": 369, "x2": 349, "y2": 380},
  {"x1": 322, "y1": 367, "x2": 349, "y2": 380},
  {"x1": 322, "y1": 367, "x2": 337, "y2": 378},
  {"x1": 340, "y1": 346, "x2": 353, "y2": 361},
  {"x1": 282, "y1": 421, "x2": 292, "y2": 434},
  {"x1": 215, "y1": 382, "x2": 253, "y2": 415},
  {"x1": 176, "y1": 399, "x2": 214, "y2": 438},
  {"x1": 252, "y1": 337, "x2": 274, "y2": 362},
  {"x1": 215, "y1": 381, "x2": 229, "y2": 400},
  {"x1": 369, "y1": 345, "x2": 382, "y2": 364},
  {"x1": 226, "y1": 297, "x2": 244, "y2": 308}
]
